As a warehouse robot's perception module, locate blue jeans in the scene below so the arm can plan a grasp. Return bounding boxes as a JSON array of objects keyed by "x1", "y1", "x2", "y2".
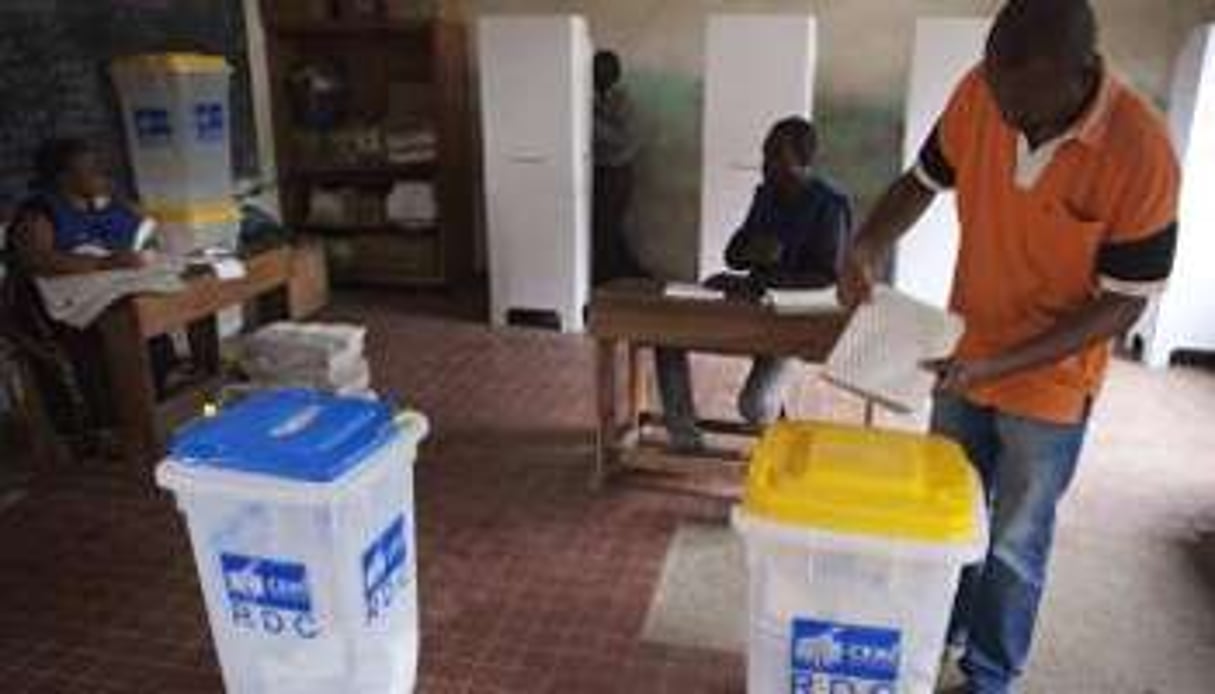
[{"x1": 931, "y1": 394, "x2": 1090, "y2": 694}]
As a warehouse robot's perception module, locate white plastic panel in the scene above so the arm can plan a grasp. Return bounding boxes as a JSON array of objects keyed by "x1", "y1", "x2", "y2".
[
  {"x1": 895, "y1": 18, "x2": 990, "y2": 309},
  {"x1": 699, "y1": 14, "x2": 817, "y2": 279},
  {"x1": 1134, "y1": 25, "x2": 1215, "y2": 366},
  {"x1": 479, "y1": 15, "x2": 591, "y2": 332}
]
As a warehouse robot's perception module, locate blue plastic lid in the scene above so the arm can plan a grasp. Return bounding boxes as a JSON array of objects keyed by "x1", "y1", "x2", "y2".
[{"x1": 170, "y1": 390, "x2": 397, "y2": 483}]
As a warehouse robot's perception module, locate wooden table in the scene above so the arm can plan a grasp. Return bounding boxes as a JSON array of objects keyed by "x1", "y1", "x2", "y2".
[
  {"x1": 97, "y1": 244, "x2": 325, "y2": 472},
  {"x1": 587, "y1": 279, "x2": 851, "y2": 496}
]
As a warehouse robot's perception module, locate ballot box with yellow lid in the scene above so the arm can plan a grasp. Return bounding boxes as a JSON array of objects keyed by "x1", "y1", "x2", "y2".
[
  {"x1": 110, "y1": 53, "x2": 234, "y2": 206},
  {"x1": 732, "y1": 421, "x2": 988, "y2": 694}
]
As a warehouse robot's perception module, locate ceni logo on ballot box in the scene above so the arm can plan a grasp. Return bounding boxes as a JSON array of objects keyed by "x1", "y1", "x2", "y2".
[
  {"x1": 193, "y1": 102, "x2": 226, "y2": 143},
  {"x1": 221, "y1": 553, "x2": 320, "y2": 640},
  {"x1": 791, "y1": 618, "x2": 901, "y2": 693},
  {"x1": 363, "y1": 514, "x2": 409, "y2": 624},
  {"x1": 134, "y1": 108, "x2": 172, "y2": 146}
]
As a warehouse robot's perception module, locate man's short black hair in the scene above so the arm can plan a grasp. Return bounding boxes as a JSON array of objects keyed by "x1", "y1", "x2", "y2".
[
  {"x1": 594, "y1": 50, "x2": 622, "y2": 89},
  {"x1": 988, "y1": 0, "x2": 1098, "y2": 70},
  {"x1": 764, "y1": 117, "x2": 818, "y2": 164},
  {"x1": 31, "y1": 137, "x2": 91, "y2": 190}
]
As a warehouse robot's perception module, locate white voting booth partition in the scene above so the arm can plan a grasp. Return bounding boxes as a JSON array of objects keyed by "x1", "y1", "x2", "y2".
[
  {"x1": 700, "y1": 15, "x2": 817, "y2": 279},
  {"x1": 479, "y1": 16, "x2": 592, "y2": 333},
  {"x1": 895, "y1": 18, "x2": 990, "y2": 309},
  {"x1": 1130, "y1": 24, "x2": 1215, "y2": 367}
]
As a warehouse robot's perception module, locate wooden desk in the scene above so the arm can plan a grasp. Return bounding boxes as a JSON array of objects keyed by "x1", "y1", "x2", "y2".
[
  {"x1": 97, "y1": 244, "x2": 323, "y2": 471},
  {"x1": 587, "y1": 279, "x2": 850, "y2": 496}
]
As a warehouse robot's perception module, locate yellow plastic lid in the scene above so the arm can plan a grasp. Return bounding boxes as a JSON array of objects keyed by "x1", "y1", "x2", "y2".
[
  {"x1": 146, "y1": 200, "x2": 239, "y2": 225},
  {"x1": 112, "y1": 53, "x2": 230, "y2": 74},
  {"x1": 743, "y1": 421, "x2": 980, "y2": 543}
]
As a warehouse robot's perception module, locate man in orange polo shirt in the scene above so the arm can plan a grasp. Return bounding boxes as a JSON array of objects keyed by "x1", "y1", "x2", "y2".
[{"x1": 840, "y1": 1, "x2": 1178, "y2": 691}]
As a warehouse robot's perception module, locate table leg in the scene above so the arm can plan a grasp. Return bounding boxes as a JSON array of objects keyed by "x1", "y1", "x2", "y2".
[
  {"x1": 99, "y1": 306, "x2": 159, "y2": 471},
  {"x1": 593, "y1": 338, "x2": 619, "y2": 490},
  {"x1": 255, "y1": 286, "x2": 291, "y2": 326},
  {"x1": 626, "y1": 344, "x2": 647, "y2": 437},
  {"x1": 187, "y1": 317, "x2": 221, "y2": 374}
]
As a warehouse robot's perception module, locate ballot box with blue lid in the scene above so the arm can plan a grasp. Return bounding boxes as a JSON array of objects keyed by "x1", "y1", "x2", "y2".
[{"x1": 157, "y1": 389, "x2": 429, "y2": 694}]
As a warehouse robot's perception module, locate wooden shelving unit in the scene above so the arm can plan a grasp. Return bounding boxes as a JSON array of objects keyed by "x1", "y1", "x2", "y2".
[
  {"x1": 269, "y1": 20, "x2": 431, "y2": 36},
  {"x1": 285, "y1": 163, "x2": 438, "y2": 183},
  {"x1": 261, "y1": 2, "x2": 476, "y2": 288},
  {"x1": 297, "y1": 222, "x2": 439, "y2": 237}
]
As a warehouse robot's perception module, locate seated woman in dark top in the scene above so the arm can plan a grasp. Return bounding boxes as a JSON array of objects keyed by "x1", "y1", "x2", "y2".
[
  {"x1": 12, "y1": 139, "x2": 151, "y2": 273},
  {"x1": 3, "y1": 138, "x2": 156, "y2": 455},
  {"x1": 656, "y1": 117, "x2": 853, "y2": 452}
]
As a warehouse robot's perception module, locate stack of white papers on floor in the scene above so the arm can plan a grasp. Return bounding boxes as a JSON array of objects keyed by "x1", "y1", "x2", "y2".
[
  {"x1": 824, "y1": 285, "x2": 964, "y2": 413},
  {"x1": 238, "y1": 322, "x2": 372, "y2": 397}
]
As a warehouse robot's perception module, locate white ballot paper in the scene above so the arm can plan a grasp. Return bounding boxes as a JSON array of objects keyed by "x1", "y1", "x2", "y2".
[
  {"x1": 664, "y1": 282, "x2": 726, "y2": 301},
  {"x1": 663, "y1": 282, "x2": 840, "y2": 314},
  {"x1": 825, "y1": 285, "x2": 964, "y2": 413},
  {"x1": 764, "y1": 287, "x2": 840, "y2": 314}
]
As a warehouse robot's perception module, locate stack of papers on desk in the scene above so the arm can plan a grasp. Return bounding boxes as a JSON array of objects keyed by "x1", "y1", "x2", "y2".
[
  {"x1": 662, "y1": 282, "x2": 840, "y2": 314},
  {"x1": 36, "y1": 261, "x2": 185, "y2": 328},
  {"x1": 183, "y1": 248, "x2": 247, "y2": 280},
  {"x1": 764, "y1": 287, "x2": 839, "y2": 314},
  {"x1": 663, "y1": 283, "x2": 726, "y2": 301},
  {"x1": 824, "y1": 285, "x2": 964, "y2": 413}
]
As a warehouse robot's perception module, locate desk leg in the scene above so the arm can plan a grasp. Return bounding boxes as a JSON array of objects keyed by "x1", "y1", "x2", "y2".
[
  {"x1": 255, "y1": 286, "x2": 291, "y2": 326},
  {"x1": 593, "y1": 338, "x2": 619, "y2": 490},
  {"x1": 626, "y1": 345, "x2": 646, "y2": 438},
  {"x1": 187, "y1": 317, "x2": 221, "y2": 374},
  {"x1": 99, "y1": 307, "x2": 159, "y2": 472}
]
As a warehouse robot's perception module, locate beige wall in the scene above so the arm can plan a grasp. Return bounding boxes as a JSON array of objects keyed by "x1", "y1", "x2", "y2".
[{"x1": 467, "y1": 0, "x2": 1215, "y2": 279}]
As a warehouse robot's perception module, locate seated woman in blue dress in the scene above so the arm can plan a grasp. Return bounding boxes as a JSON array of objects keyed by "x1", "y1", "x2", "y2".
[{"x1": 3, "y1": 138, "x2": 162, "y2": 457}]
